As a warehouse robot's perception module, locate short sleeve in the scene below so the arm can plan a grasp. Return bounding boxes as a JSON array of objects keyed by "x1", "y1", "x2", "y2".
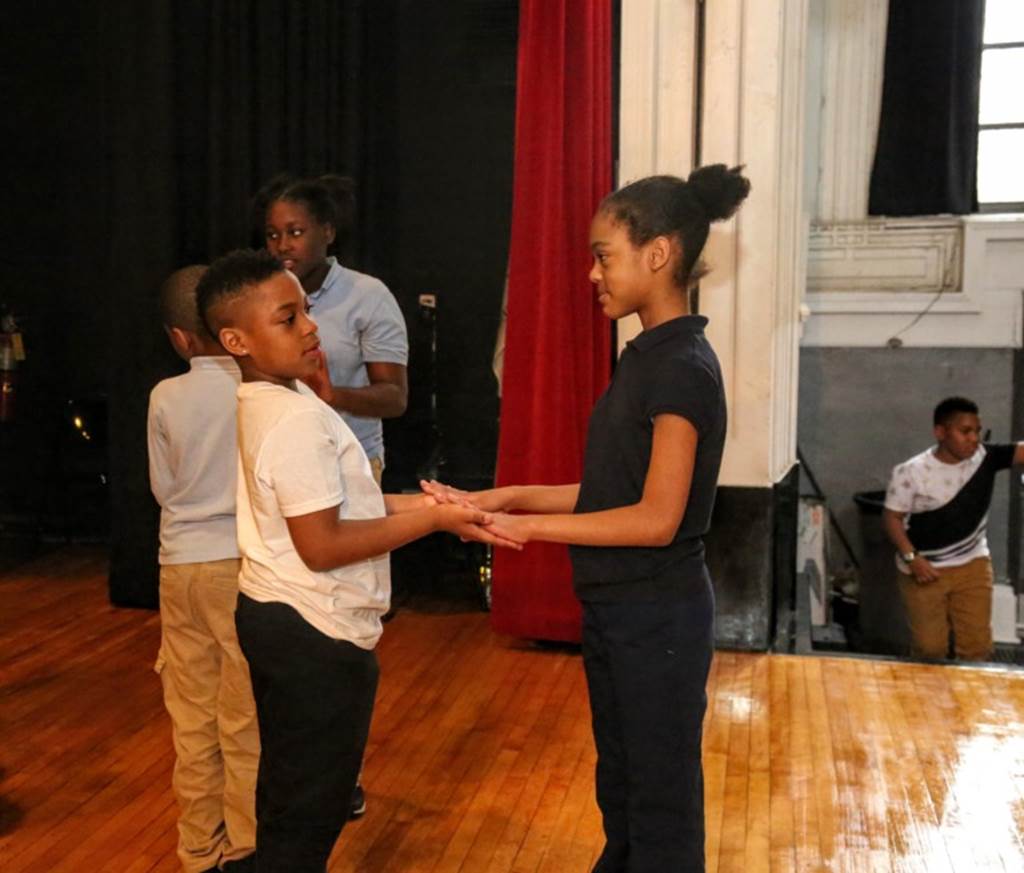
[
  {"x1": 361, "y1": 291, "x2": 409, "y2": 365},
  {"x1": 259, "y1": 409, "x2": 346, "y2": 517},
  {"x1": 884, "y1": 463, "x2": 915, "y2": 513},
  {"x1": 146, "y1": 389, "x2": 173, "y2": 506},
  {"x1": 645, "y1": 359, "x2": 719, "y2": 436},
  {"x1": 984, "y1": 443, "x2": 1017, "y2": 472}
]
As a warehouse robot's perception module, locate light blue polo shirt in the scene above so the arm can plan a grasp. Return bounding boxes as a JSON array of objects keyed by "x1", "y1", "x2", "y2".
[{"x1": 307, "y1": 258, "x2": 408, "y2": 461}]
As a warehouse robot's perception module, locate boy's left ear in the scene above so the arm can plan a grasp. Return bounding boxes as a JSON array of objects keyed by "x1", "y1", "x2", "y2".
[
  {"x1": 218, "y1": 326, "x2": 248, "y2": 358},
  {"x1": 166, "y1": 326, "x2": 193, "y2": 360}
]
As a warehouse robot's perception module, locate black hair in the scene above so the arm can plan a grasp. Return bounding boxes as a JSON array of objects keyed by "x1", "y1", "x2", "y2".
[
  {"x1": 600, "y1": 165, "x2": 751, "y2": 288},
  {"x1": 250, "y1": 173, "x2": 356, "y2": 257},
  {"x1": 195, "y1": 249, "x2": 284, "y2": 337},
  {"x1": 159, "y1": 264, "x2": 208, "y2": 334},
  {"x1": 934, "y1": 396, "x2": 979, "y2": 427}
]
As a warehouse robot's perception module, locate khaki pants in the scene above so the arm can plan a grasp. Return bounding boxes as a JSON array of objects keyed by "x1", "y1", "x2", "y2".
[
  {"x1": 156, "y1": 559, "x2": 259, "y2": 873},
  {"x1": 899, "y1": 556, "x2": 994, "y2": 661}
]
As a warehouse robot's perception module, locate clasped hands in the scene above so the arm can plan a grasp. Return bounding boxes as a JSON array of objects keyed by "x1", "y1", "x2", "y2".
[{"x1": 419, "y1": 479, "x2": 527, "y2": 550}]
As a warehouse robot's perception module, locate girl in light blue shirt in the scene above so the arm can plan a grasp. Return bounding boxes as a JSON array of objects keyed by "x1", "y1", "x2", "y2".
[{"x1": 256, "y1": 174, "x2": 409, "y2": 470}]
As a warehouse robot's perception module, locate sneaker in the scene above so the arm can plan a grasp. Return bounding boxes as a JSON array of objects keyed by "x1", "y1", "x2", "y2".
[{"x1": 350, "y1": 783, "x2": 367, "y2": 819}]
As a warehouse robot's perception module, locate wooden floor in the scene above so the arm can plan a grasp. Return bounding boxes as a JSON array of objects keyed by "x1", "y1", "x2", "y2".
[{"x1": 2, "y1": 549, "x2": 1024, "y2": 872}]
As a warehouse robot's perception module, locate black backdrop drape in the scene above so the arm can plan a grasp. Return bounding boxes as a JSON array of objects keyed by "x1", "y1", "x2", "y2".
[
  {"x1": 103, "y1": 2, "x2": 372, "y2": 606},
  {"x1": 868, "y1": 0, "x2": 984, "y2": 217},
  {"x1": 1, "y1": 2, "x2": 516, "y2": 606}
]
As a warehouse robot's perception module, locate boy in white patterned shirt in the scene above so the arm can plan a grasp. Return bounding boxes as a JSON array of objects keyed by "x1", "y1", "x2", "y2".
[{"x1": 883, "y1": 396, "x2": 1024, "y2": 660}]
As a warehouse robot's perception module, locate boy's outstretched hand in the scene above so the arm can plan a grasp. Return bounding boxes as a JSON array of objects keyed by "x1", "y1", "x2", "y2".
[
  {"x1": 420, "y1": 479, "x2": 509, "y2": 513},
  {"x1": 482, "y1": 512, "x2": 532, "y2": 545}
]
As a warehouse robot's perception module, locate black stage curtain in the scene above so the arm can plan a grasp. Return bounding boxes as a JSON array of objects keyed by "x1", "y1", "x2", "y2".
[
  {"x1": 103, "y1": 2, "x2": 370, "y2": 607},
  {"x1": 868, "y1": 0, "x2": 984, "y2": 217}
]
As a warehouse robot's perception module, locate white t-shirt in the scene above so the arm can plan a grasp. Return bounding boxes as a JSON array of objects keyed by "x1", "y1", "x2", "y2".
[
  {"x1": 147, "y1": 356, "x2": 241, "y2": 565},
  {"x1": 235, "y1": 380, "x2": 390, "y2": 649},
  {"x1": 884, "y1": 445, "x2": 990, "y2": 572}
]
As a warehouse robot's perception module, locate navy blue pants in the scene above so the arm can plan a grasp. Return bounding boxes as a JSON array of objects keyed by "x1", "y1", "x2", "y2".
[
  {"x1": 235, "y1": 594, "x2": 378, "y2": 873},
  {"x1": 582, "y1": 570, "x2": 715, "y2": 873}
]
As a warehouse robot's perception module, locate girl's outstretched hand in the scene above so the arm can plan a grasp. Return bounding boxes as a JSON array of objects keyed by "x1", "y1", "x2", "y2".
[
  {"x1": 301, "y1": 349, "x2": 335, "y2": 404},
  {"x1": 434, "y1": 504, "x2": 524, "y2": 550},
  {"x1": 483, "y1": 512, "x2": 532, "y2": 545}
]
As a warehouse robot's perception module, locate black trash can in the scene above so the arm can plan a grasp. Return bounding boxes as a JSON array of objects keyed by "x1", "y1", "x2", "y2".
[{"x1": 853, "y1": 490, "x2": 910, "y2": 655}]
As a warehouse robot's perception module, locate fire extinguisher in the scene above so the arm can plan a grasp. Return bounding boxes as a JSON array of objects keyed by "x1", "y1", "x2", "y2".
[{"x1": 0, "y1": 308, "x2": 24, "y2": 423}]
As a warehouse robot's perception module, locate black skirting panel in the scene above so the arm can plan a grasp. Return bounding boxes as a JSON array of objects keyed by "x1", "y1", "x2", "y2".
[{"x1": 705, "y1": 464, "x2": 799, "y2": 651}]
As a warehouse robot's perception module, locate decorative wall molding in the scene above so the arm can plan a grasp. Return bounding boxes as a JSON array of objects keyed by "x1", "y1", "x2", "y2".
[
  {"x1": 807, "y1": 217, "x2": 962, "y2": 295},
  {"x1": 802, "y1": 214, "x2": 1024, "y2": 348}
]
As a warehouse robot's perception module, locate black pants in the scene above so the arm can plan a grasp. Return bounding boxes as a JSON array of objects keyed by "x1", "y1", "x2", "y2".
[
  {"x1": 582, "y1": 569, "x2": 714, "y2": 873},
  {"x1": 235, "y1": 594, "x2": 379, "y2": 873}
]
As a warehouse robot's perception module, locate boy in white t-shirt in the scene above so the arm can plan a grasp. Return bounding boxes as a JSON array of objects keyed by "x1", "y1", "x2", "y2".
[
  {"x1": 883, "y1": 396, "x2": 1023, "y2": 661},
  {"x1": 148, "y1": 265, "x2": 258, "y2": 873},
  {"x1": 195, "y1": 249, "x2": 519, "y2": 872}
]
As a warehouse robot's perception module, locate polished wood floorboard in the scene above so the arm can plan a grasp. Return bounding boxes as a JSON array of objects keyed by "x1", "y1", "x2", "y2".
[{"x1": 2, "y1": 547, "x2": 1024, "y2": 871}]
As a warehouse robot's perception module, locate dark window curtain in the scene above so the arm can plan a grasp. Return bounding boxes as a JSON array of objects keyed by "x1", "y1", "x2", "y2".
[
  {"x1": 489, "y1": 0, "x2": 612, "y2": 642},
  {"x1": 103, "y1": 2, "x2": 369, "y2": 607},
  {"x1": 868, "y1": 0, "x2": 984, "y2": 217}
]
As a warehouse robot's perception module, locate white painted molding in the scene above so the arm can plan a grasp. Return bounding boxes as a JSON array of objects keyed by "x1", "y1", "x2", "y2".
[
  {"x1": 702, "y1": 0, "x2": 810, "y2": 487},
  {"x1": 807, "y1": 217, "x2": 962, "y2": 295},
  {"x1": 802, "y1": 214, "x2": 1024, "y2": 348},
  {"x1": 616, "y1": 0, "x2": 699, "y2": 352}
]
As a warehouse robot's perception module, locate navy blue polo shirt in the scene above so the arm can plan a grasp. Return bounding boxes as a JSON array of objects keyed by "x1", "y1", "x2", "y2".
[{"x1": 569, "y1": 315, "x2": 727, "y2": 601}]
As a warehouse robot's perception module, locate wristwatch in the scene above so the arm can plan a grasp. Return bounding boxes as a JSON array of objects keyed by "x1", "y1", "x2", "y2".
[{"x1": 900, "y1": 550, "x2": 917, "y2": 563}]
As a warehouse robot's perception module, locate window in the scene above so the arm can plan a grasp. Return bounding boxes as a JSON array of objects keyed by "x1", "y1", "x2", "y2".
[{"x1": 978, "y1": 0, "x2": 1024, "y2": 209}]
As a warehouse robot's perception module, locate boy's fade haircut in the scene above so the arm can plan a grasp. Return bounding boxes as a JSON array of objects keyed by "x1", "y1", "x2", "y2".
[
  {"x1": 196, "y1": 248, "x2": 284, "y2": 337},
  {"x1": 934, "y1": 396, "x2": 979, "y2": 427},
  {"x1": 159, "y1": 265, "x2": 208, "y2": 334}
]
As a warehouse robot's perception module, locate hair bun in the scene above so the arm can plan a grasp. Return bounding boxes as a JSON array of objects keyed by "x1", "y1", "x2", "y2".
[{"x1": 686, "y1": 164, "x2": 751, "y2": 222}]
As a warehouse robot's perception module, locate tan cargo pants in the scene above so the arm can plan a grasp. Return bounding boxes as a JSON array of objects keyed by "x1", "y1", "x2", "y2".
[
  {"x1": 156, "y1": 559, "x2": 259, "y2": 873},
  {"x1": 899, "y1": 556, "x2": 994, "y2": 661}
]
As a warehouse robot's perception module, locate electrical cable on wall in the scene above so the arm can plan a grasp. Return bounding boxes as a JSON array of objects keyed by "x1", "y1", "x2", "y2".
[{"x1": 885, "y1": 286, "x2": 945, "y2": 348}]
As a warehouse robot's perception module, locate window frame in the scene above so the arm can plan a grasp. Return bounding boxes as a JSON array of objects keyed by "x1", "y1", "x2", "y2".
[{"x1": 977, "y1": 21, "x2": 1024, "y2": 212}]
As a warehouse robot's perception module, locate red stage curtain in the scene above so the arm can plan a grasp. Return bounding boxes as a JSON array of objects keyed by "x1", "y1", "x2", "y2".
[{"x1": 490, "y1": 0, "x2": 613, "y2": 642}]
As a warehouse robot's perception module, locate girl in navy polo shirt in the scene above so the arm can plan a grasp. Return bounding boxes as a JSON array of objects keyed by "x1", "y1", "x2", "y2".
[{"x1": 425, "y1": 165, "x2": 751, "y2": 873}]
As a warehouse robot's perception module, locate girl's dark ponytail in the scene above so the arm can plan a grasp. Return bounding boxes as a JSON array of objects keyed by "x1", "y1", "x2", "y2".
[
  {"x1": 686, "y1": 164, "x2": 750, "y2": 223},
  {"x1": 317, "y1": 174, "x2": 356, "y2": 248},
  {"x1": 599, "y1": 165, "x2": 751, "y2": 288}
]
